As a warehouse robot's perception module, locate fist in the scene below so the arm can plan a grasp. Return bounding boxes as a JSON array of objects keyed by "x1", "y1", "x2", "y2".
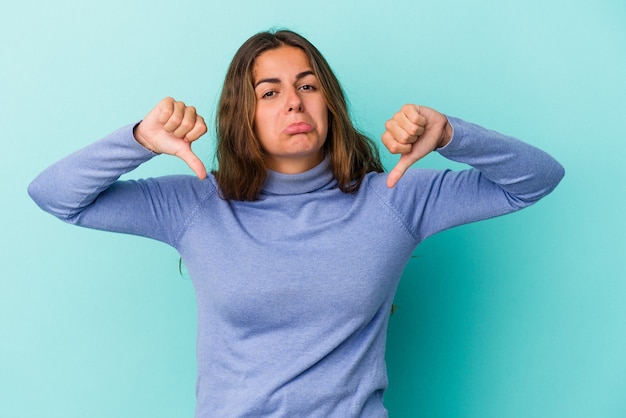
[
  {"x1": 134, "y1": 97, "x2": 208, "y2": 179},
  {"x1": 382, "y1": 104, "x2": 451, "y2": 188}
]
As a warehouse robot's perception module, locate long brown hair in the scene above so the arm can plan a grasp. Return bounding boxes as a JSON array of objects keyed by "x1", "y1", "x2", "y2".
[{"x1": 214, "y1": 29, "x2": 383, "y2": 201}]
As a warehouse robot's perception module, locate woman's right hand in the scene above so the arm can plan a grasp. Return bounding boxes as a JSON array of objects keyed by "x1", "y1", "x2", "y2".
[{"x1": 134, "y1": 97, "x2": 208, "y2": 179}]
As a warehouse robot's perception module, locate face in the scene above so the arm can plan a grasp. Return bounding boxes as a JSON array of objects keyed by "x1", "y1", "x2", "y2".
[{"x1": 252, "y1": 46, "x2": 329, "y2": 174}]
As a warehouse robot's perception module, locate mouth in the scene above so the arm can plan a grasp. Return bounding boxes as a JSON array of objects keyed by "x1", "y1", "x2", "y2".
[{"x1": 283, "y1": 122, "x2": 314, "y2": 135}]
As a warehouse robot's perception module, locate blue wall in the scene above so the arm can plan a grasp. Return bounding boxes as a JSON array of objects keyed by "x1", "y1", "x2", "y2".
[{"x1": 2, "y1": 0, "x2": 625, "y2": 417}]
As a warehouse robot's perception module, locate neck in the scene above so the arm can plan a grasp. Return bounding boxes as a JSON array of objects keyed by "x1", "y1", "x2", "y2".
[{"x1": 261, "y1": 155, "x2": 335, "y2": 195}]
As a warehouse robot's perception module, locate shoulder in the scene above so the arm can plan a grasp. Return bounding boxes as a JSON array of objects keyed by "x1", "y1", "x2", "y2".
[
  {"x1": 361, "y1": 168, "x2": 447, "y2": 218},
  {"x1": 355, "y1": 169, "x2": 448, "y2": 242},
  {"x1": 135, "y1": 173, "x2": 220, "y2": 204},
  {"x1": 367, "y1": 167, "x2": 455, "y2": 214},
  {"x1": 365, "y1": 168, "x2": 445, "y2": 197}
]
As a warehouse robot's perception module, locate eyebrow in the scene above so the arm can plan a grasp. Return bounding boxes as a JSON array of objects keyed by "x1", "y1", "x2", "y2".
[{"x1": 254, "y1": 70, "x2": 315, "y2": 88}]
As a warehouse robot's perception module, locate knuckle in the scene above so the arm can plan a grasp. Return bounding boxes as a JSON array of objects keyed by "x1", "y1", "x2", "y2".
[
  {"x1": 396, "y1": 132, "x2": 410, "y2": 144},
  {"x1": 160, "y1": 103, "x2": 174, "y2": 118},
  {"x1": 388, "y1": 141, "x2": 402, "y2": 153},
  {"x1": 401, "y1": 103, "x2": 414, "y2": 114},
  {"x1": 180, "y1": 120, "x2": 194, "y2": 132},
  {"x1": 405, "y1": 104, "x2": 420, "y2": 122},
  {"x1": 407, "y1": 125, "x2": 419, "y2": 136},
  {"x1": 169, "y1": 114, "x2": 183, "y2": 125},
  {"x1": 161, "y1": 96, "x2": 175, "y2": 108}
]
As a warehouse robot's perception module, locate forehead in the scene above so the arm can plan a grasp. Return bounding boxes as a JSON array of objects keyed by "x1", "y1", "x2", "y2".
[{"x1": 252, "y1": 46, "x2": 313, "y2": 81}]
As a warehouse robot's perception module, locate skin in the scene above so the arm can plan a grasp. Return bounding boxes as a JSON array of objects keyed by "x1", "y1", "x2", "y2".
[
  {"x1": 133, "y1": 57, "x2": 452, "y2": 187},
  {"x1": 133, "y1": 98, "x2": 208, "y2": 179},
  {"x1": 383, "y1": 104, "x2": 453, "y2": 187},
  {"x1": 252, "y1": 46, "x2": 329, "y2": 174}
]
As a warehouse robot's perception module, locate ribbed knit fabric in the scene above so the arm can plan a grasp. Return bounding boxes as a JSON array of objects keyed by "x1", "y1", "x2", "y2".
[{"x1": 28, "y1": 117, "x2": 564, "y2": 417}]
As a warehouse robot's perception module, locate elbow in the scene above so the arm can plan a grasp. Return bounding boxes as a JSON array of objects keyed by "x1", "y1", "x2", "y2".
[
  {"x1": 509, "y1": 160, "x2": 566, "y2": 208},
  {"x1": 27, "y1": 177, "x2": 74, "y2": 222},
  {"x1": 27, "y1": 177, "x2": 48, "y2": 212},
  {"x1": 542, "y1": 160, "x2": 566, "y2": 197},
  {"x1": 555, "y1": 161, "x2": 566, "y2": 185},
  {"x1": 533, "y1": 156, "x2": 566, "y2": 201}
]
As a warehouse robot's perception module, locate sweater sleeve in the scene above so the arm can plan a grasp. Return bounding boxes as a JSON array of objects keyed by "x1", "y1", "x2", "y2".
[
  {"x1": 27, "y1": 124, "x2": 210, "y2": 246},
  {"x1": 372, "y1": 116, "x2": 565, "y2": 243}
]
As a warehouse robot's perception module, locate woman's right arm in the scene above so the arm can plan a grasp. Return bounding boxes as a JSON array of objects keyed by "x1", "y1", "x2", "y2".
[{"x1": 28, "y1": 98, "x2": 209, "y2": 243}]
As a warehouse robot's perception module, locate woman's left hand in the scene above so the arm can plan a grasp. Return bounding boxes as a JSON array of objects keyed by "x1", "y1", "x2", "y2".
[{"x1": 382, "y1": 104, "x2": 452, "y2": 188}]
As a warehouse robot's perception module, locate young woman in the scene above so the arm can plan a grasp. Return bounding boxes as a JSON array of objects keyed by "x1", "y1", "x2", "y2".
[{"x1": 29, "y1": 30, "x2": 564, "y2": 417}]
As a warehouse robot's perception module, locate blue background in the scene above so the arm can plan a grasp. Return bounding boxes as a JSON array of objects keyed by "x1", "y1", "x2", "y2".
[{"x1": 1, "y1": 0, "x2": 625, "y2": 416}]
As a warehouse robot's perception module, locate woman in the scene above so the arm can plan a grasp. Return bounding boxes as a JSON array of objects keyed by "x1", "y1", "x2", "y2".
[{"x1": 29, "y1": 29, "x2": 564, "y2": 417}]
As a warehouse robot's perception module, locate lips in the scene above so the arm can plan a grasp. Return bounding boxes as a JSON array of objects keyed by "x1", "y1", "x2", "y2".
[{"x1": 283, "y1": 122, "x2": 314, "y2": 135}]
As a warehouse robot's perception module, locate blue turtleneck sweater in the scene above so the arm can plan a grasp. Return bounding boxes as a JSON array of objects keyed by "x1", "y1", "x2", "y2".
[{"x1": 28, "y1": 117, "x2": 564, "y2": 417}]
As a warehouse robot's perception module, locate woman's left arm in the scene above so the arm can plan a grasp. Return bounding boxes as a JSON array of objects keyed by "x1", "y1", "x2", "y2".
[
  {"x1": 381, "y1": 104, "x2": 565, "y2": 239},
  {"x1": 384, "y1": 104, "x2": 564, "y2": 202}
]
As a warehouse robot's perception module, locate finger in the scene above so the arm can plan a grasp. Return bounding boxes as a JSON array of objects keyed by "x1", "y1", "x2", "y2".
[
  {"x1": 163, "y1": 100, "x2": 186, "y2": 133},
  {"x1": 173, "y1": 106, "x2": 198, "y2": 138},
  {"x1": 176, "y1": 145, "x2": 207, "y2": 180},
  {"x1": 398, "y1": 111, "x2": 426, "y2": 139},
  {"x1": 184, "y1": 114, "x2": 208, "y2": 142},
  {"x1": 384, "y1": 119, "x2": 413, "y2": 146},
  {"x1": 157, "y1": 97, "x2": 175, "y2": 124},
  {"x1": 381, "y1": 130, "x2": 411, "y2": 154},
  {"x1": 396, "y1": 106, "x2": 426, "y2": 140},
  {"x1": 385, "y1": 112, "x2": 425, "y2": 145},
  {"x1": 401, "y1": 104, "x2": 424, "y2": 126},
  {"x1": 396, "y1": 115, "x2": 425, "y2": 144}
]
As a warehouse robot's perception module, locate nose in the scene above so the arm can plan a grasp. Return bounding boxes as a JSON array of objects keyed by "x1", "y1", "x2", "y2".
[{"x1": 286, "y1": 88, "x2": 303, "y2": 112}]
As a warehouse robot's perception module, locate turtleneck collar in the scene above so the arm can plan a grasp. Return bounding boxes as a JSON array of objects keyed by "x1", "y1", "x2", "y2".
[{"x1": 261, "y1": 156, "x2": 336, "y2": 195}]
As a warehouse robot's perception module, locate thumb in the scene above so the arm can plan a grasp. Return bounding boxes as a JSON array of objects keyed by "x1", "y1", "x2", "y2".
[
  {"x1": 176, "y1": 145, "x2": 207, "y2": 180},
  {"x1": 386, "y1": 130, "x2": 440, "y2": 188},
  {"x1": 386, "y1": 154, "x2": 415, "y2": 188}
]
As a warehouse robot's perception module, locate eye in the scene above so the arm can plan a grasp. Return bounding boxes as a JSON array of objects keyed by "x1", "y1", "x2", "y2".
[
  {"x1": 261, "y1": 90, "x2": 277, "y2": 99},
  {"x1": 299, "y1": 84, "x2": 317, "y2": 92}
]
